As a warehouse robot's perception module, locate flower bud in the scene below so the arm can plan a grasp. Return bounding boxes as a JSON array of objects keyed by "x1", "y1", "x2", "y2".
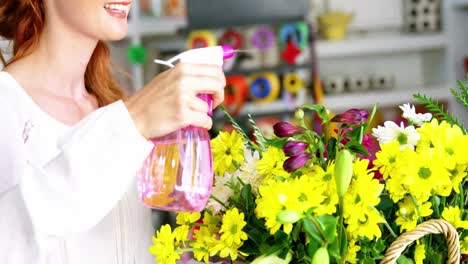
[
  {"x1": 283, "y1": 141, "x2": 309, "y2": 157},
  {"x1": 283, "y1": 153, "x2": 311, "y2": 172},
  {"x1": 295, "y1": 108, "x2": 305, "y2": 120},
  {"x1": 331, "y1": 109, "x2": 369, "y2": 125},
  {"x1": 334, "y1": 149, "x2": 354, "y2": 198},
  {"x1": 312, "y1": 247, "x2": 329, "y2": 264},
  {"x1": 276, "y1": 210, "x2": 303, "y2": 224},
  {"x1": 273, "y1": 122, "x2": 305, "y2": 137}
]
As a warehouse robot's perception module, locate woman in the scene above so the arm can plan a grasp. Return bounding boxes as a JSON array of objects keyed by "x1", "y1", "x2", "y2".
[{"x1": 0, "y1": 0, "x2": 225, "y2": 263}]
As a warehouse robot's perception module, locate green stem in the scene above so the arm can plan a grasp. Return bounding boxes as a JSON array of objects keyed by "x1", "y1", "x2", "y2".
[
  {"x1": 310, "y1": 216, "x2": 328, "y2": 244},
  {"x1": 460, "y1": 183, "x2": 465, "y2": 215},
  {"x1": 380, "y1": 212, "x2": 398, "y2": 238},
  {"x1": 338, "y1": 197, "x2": 346, "y2": 260},
  {"x1": 410, "y1": 194, "x2": 423, "y2": 223},
  {"x1": 432, "y1": 193, "x2": 440, "y2": 218},
  {"x1": 210, "y1": 195, "x2": 227, "y2": 209},
  {"x1": 176, "y1": 247, "x2": 207, "y2": 253},
  {"x1": 358, "y1": 125, "x2": 364, "y2": 144}
]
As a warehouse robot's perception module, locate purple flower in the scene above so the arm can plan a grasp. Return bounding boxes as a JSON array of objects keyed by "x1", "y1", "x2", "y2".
[
  {"x1": 331, "y1": 109, "x2": 369, "y2": 125},
  {"x1": 273, "y1": 122, "x2": 305, "y2": 137},
  {"x1": 283, "y1": 153, "x2": 311, "y2": 172},
  {"x1": 283, "y1": 141, "x2": 309, "y2": 157}
]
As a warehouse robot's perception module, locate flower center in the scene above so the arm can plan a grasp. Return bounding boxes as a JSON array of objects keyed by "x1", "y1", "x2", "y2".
[
  {"x1": 418, "y1": 167, "x2": 431, "y2": 179},
  {"x1": 445, "y1": 147, "x2": 454, "y2": 155},
  {"x1": 230, "y1": 224, "x2": 238, "y2": 234},
  {"x1": 278, "y1": 193, "x2": 287, "y2": 204},
  {"x1": 323, "y1": 173, "x2": 332, "y2": 181},
  {"x1": 397, "y1": 132, "x2": 408, "y2": 145},
  {"x1": 389, "y1": 155, "x2": 396, "y2": 163}
]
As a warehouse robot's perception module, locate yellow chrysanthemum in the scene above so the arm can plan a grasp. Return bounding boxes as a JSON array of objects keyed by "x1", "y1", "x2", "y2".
[
  {"x1": 201, "y1": 211, "x2": 221, "y2": 234},
  {"x1": 173, "y1": 225, "x2": 189, "y2": 244},
  {"x1": 211, "y1": 130, "x2": 244, "y2": 176},
  {"x1": 418, "y1": 119, "x2": 468, "y2": 169},
  {"x1": 255, "y1": 176, "x2": 323, "y2": 234},
  {"x1": 461, "y1": 236, "x2": 468, "y2": 254},
  {"x1": 449, "y1": 165, "x2": 468, "y2": 194},
  {"x1": 192, "y1": 226, "x2": 217, "y2": 264},
  {"x1": 373, "y1": 141, "x2": 404, "y2": 179},
  {"x1": 345, "y1": 239, "x2": 361, "y2": 264},
  {"x1": 346, "y1": 208, "x2": 384, "y2": 240},
  {"x1": 310, "y1": 164, "x2": 339, "y2": 215},
  {"x1": 441, "y1": 206, "x2": 468, "y2": 230},
  {"x1": 395, "y1": 197, "x2": 432, "y2": 232},
  {"x1": 176, "y1": 212, "x2": 201, "y2": 225},
  {"x1": 219, "y1": 208, "x2": 248, "y2": 246},
  {"x1": 256, "y1": 146, "x2": 290, "y2": 180},
  {"x1": 414, "y1": 242, "x2": 426, "y2": 264},
  {"x1": 149, "y1": 224, "x2": 181, "y2": 264},
  {"x1": 401, "y1": 149, "x2": 451, "y2": 201},
  {"x1": 211, "y1": 239, "x2": 243, "y2": 260},
  {"x1": 344, "y1": 159, "x2": 384, "y2": 220}
]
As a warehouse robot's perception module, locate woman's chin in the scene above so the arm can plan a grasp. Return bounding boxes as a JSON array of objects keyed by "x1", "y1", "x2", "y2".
[{"x1": 102, "y1": 26, "x2": 128, "y2": 41}]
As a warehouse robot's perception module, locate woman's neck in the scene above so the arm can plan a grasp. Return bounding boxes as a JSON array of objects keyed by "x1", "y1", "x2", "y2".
[{"x1": 8, "y1": 20, "x2": 98, "y2": 100}]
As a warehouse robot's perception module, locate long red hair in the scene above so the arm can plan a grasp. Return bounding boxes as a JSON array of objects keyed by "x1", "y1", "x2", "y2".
[{"x1": 0, "y1": 0, "x2": 126, "y2": 106}]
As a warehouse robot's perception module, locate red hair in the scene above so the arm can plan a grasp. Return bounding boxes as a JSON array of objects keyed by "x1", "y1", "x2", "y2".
[{"x1": 0, "y1": 0, "x2": 126, "y2": 106}]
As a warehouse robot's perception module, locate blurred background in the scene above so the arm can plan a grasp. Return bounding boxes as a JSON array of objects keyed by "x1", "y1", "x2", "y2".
[
  {"x1": 108, "y1": 0, "x2": 467, "y2": 135},
  {"x1": 1, "y1": 0, "x2": 467, "y2": 230}
]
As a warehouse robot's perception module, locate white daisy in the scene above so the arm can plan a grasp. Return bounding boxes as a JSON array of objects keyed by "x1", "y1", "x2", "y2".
[
  {"x1": 372, "y1": 121, "x2": 420, "y2": 150},
  {"x1": 238, "y1": 147, "x2": 263, "y2": 195},
  {"x1": 206, "y1": 173, "x2": 234, "y2": 213},
  {"x1": 399, "y1": 103, "x2": 432, "y2": 126}
]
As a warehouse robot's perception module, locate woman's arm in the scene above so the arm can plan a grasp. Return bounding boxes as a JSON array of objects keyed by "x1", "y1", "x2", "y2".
[{"x1": 0, "y1": 98, "x2": 153, "y2": 237}]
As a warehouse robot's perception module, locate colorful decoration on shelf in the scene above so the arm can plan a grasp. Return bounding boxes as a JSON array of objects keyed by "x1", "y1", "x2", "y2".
[
  {"x1": 251, "y1": 26, "x2": 275, "y2": 50},
  {"x1": 224, "y1": 75, "x2": 248, "y2": 116},
  {"x1": 318, "y1": 11, "x2": 353, "y2": 41},
  {"x1": 127, "y1": 45, "x2": 147, "y2": 65},
  {"x1": 281, "y1": 39, "x2": 301, "y2": 65},
  {"x1": 187, "y1": 30, "x2": 217, "y2": 49},
  {"x1": 248, "y1": 72, "x2": 280, "y2": 103}
]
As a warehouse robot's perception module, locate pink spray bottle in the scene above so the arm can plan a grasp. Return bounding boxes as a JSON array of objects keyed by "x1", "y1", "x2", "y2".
[{"x1": 137, "y1": 45, "x2": 235, "y2": 212}]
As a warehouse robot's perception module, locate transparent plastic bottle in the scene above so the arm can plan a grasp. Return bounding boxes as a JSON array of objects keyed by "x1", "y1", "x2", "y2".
[{"x1": 138, "y1": 46, "x2": 235, "y2": 212}]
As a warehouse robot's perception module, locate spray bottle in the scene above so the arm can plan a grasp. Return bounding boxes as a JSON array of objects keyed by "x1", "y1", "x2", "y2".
[{"x1": 137, "y1": 45, "x2": 235, "y2": 212}]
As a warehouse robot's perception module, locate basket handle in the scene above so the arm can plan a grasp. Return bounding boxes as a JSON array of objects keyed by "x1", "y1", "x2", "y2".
[{"x1": 381, "y1": 219, "x2": 460, "y2": 264}]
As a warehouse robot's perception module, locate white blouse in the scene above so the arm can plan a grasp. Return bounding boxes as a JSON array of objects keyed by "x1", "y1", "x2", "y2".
[{"x1": 0, "y1": 71, "x2": 156, "y2": 264}]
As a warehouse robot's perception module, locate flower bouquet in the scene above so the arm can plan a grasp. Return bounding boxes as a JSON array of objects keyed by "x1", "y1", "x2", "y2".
[{"x1": 149, "y1": 80, "x2": 468, "y2": 264}]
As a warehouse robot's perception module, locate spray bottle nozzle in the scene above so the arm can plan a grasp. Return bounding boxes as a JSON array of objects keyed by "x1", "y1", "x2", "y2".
[{"x1": 221, "y1": 45, "x2": 235, "y2": 60}]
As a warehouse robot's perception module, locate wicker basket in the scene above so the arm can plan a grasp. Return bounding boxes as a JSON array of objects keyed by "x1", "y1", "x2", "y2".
[{"x1": 381, "y1": 219, "x2": 461, "y2": 264}]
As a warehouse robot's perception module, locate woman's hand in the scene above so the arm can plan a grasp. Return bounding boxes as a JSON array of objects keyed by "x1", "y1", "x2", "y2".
[{"x1": 124, "y1": 63, "x2": 226, "y2": 139}]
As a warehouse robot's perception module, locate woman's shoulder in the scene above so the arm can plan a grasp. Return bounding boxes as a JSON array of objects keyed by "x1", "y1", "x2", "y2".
[{"x1": 0, "y1": 71, "x2": 30, "y2": 124}]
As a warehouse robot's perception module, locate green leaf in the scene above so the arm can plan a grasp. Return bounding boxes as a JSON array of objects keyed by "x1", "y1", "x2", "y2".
[
  {"x1": 303, "y1": 218, "x2": 324, "y2": 244},
  {"x1": 328, "y1": 237, "x2": 341, "y2": 262},
  {"x1": 338, "y1": 224, "x2": 347, "y2": 258},
  {"x1": 316, "y1": 215, "x2": 338, "y2": 242},
  {"x1": 363, "y1": 103, "x2": 379, "y2": 132},
  {"x1": 360, "y1": 257, "x2": 376, "y2": 264},
  {"x1": 247, "y1": 114, "x2": 268, "y2": 152},
  {"x1": 372, "y1": 239, "x2": 386, "y2": 254},
  {"x1": 345, "y1": 141, "x2": 370, "y2": 156},
  {"x1": 377, "y1": 194, "x2": 395, "y2": 211},
  {"x1": 265, "y1": 137, "x2": 288, "y2": 149},
  {"x1": 327, "y1": 137, "x2": 337, "y2": 162},
  {"x1": 240, "y1": 184, "x2": 253, "y2": 213},
  {"x1": 301, "y1": 104, "x2": 330, "y2": 123},
  {"x1": 413, "y1": 93, "x2": 466, "y2": 133},
  {"x1": 306, "y1": 240, "x2": 320, "y2": 258},
  {"x1": 239, "y1": 239, "x2": 262, "y2": 255},
  {"x1": 292, "y1": 220, "x2": 303, "y2": 242},
  {"x1": 396, "y1": 255, "x2": 415, "y2": 264}
]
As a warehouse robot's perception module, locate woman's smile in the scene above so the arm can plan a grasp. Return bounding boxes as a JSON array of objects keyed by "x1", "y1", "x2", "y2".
[{"x1": 103, "y1": 2, "x2": 131, "y2": 19}]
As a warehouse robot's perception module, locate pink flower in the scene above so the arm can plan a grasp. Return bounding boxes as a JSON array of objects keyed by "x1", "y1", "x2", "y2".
[
  {"x1": 283, "y1": 153, "x2": 311, "y2": 172},
  {"x1": 283, "y1": 141, "x2": 309, "y2": 157},
  {"x1": 273, "y1": 122, "x2": 305, "y2": 137},
  {"x1": 331, "y1": 109, "x2": 369, "y2": 125}
]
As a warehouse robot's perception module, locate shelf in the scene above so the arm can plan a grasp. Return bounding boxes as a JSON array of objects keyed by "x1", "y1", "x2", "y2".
[
  {"x1": 316, "y1": 32, "x2": 448, "y2": 59},
  {"x1": 127, "y1": 17, "x2": 187, "y2": 37},
  {"x1": 452, "y1": 0, "x2": 468, "y2": 8},
  {"x1": 214, "y1": 84, "x2": 451, "y2": 120},
  {"x1": 323, "y1": 84, "x2": 452, "y2": 111},
  {"x1": 226, "y1": 63, "x2": 312, "y2": 75}
]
